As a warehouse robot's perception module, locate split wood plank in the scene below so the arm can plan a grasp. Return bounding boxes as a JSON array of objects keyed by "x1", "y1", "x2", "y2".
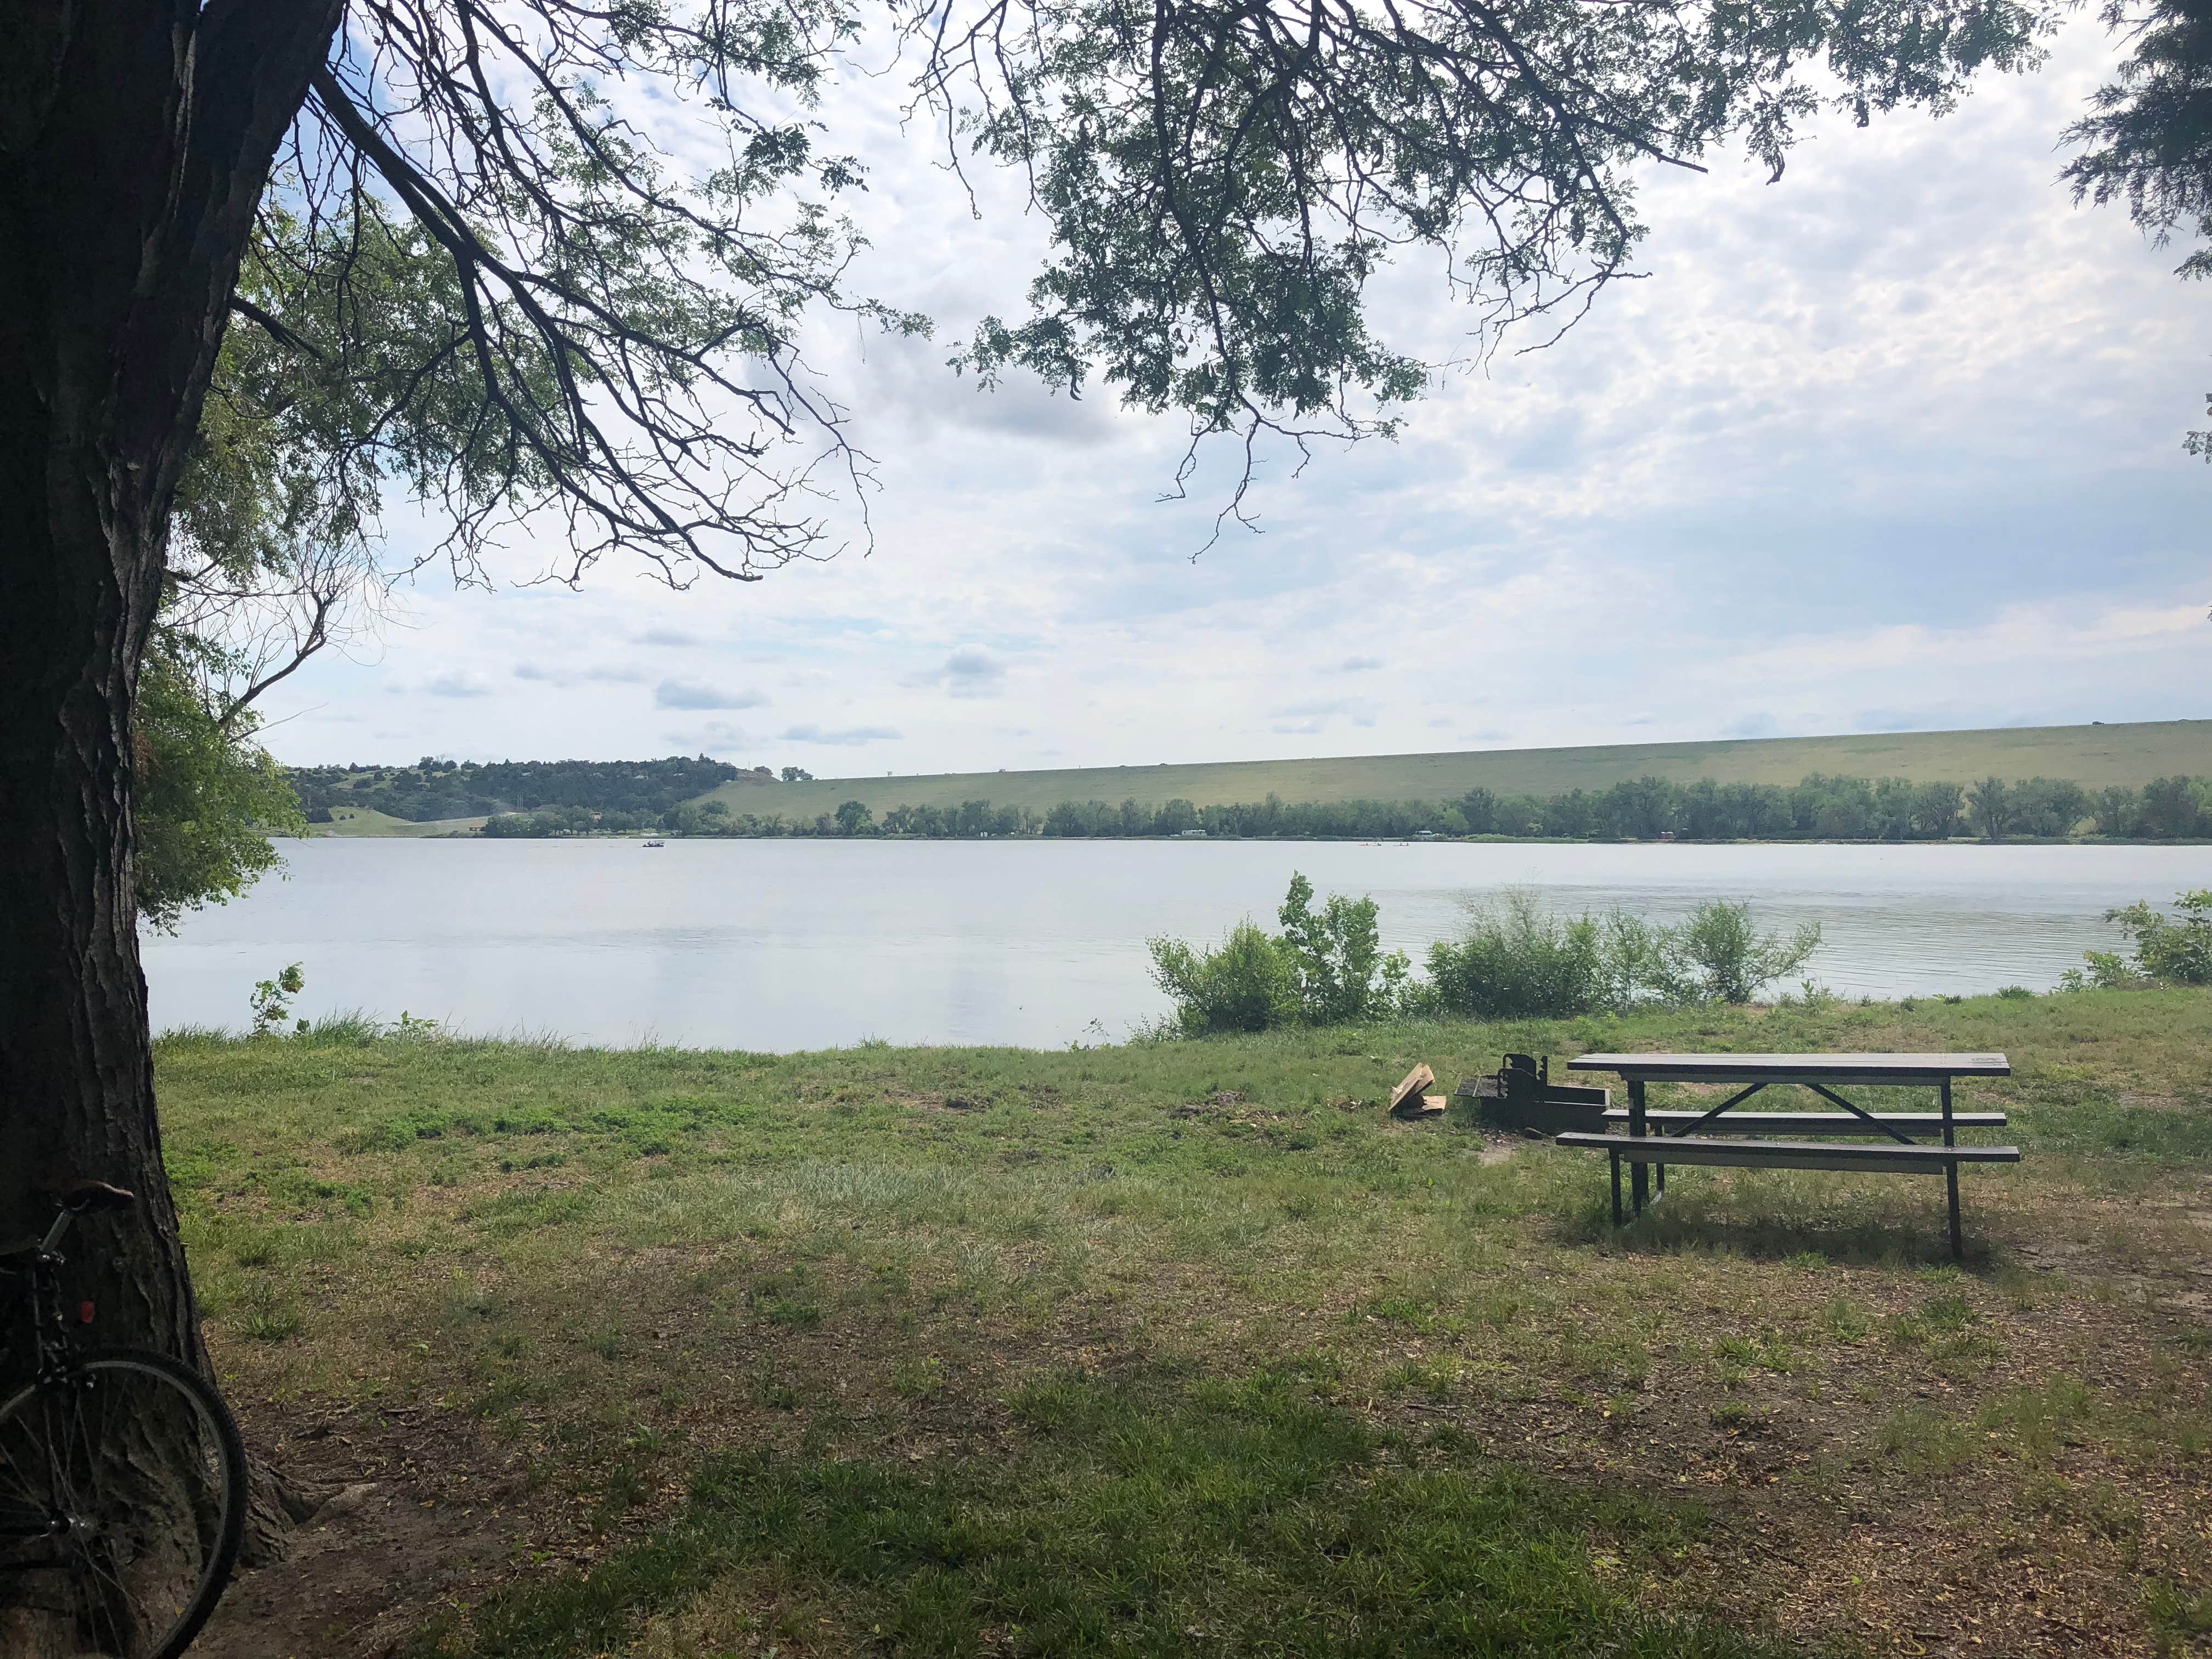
[{"x1": 1387, "y1": 1064, "x2": 1436, "y2": 1115}]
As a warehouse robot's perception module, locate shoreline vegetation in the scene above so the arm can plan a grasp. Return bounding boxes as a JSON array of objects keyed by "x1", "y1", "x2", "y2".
[
  {"x1": 304, "y1": 766, "x2": 2212, "y2": 844},
  {"x1": 1150, "y1": 878, "x2": 2211, "y2": 1035},
  {"x1": 171, "y1": 985, "x2": 2212, "y2": 1658},
  {"x1": 1146, "y1": 883, "x2": 1828, "y2": 1039}
]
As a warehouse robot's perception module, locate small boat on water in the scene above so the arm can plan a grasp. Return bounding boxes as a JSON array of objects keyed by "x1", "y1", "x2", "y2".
[{"x1": 642, "y1": 840, "x2": 665, "y2": 848}]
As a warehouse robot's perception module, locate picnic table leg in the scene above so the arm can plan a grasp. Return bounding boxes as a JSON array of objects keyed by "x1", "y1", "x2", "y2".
[
  {"x1": 1942, "y1": 1077, "x2": 1962, "y2": 1261},
  {"x1": 1628, "y1": 1079, "x2": 1649, "y2": 1217},
  {"x1": 1610, "y1": 1150, "x2": 1622, "y2": 1226}
]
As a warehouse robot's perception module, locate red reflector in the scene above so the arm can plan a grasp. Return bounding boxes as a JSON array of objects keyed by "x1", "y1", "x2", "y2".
[{"x1": 77, "y1": 1301, "x2": 94, "y2": 1325}]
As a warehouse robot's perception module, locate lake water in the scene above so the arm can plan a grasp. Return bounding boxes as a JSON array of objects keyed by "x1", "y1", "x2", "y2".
[{"x1": 141, "y1": 839, "x2": 2212, "y2": 1051}]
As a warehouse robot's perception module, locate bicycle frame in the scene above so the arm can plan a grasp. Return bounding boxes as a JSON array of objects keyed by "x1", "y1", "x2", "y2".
[{"x1": 0, "y1": 1207, "x2": 91, "y2": 1542}]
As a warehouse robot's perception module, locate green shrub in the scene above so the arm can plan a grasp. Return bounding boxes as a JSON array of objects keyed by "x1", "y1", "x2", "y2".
[
  {"x1": 1275, "y1": 872, "x2": 1411, "y2": 1024},
  {"x1": 1423, "y1": 890, "x2": 1623, "y2": 1018},
  {"x1": 1148, "y1": 921, "x2": 1301, "y2": 1035},
  {"x1": 1149, "y1": 873, "x2": 1410, "y2": 1035},
  {"x1": 1155, "y1": 885, "x2": 1826, "y2": 1032},
  {"x1": 2112, "y1": 889, "x2": 2212, "y2": 985},
  {"x1": 2062, "y1": 889, "x2": 2212, "y2": 989},
  {"x1": 1422, "y1": 892, "x2": 1819, "y2": 1019},
  {"x1": 2059, "y1": 950, "x2": 2146, "y2": 991},
  {"x1": 1656, "y1": 901, "x2": 1821, "y2": 1004}
]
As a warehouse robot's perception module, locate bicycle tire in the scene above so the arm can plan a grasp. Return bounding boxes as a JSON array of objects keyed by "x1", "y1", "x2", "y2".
[{"x1": 0, "y1": 1346, "x2": 249, "y2": 1658}]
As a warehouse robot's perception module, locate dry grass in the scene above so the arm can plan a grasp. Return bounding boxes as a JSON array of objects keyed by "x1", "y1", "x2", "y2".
[{"x1": 164, "y1": 989, "x2": 2212, "y2": 1657}]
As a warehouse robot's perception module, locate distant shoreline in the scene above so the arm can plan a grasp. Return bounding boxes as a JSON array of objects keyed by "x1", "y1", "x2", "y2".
[{"x1": 296, "y1": 829, "x2": 2212, "y2": 848}]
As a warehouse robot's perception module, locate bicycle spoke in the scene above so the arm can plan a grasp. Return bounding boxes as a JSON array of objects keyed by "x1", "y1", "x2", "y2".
[
  {"x1": 0, "y1": 1359, "x2": 237, "y2": 1657},
  {"x1": 83, "y1": 1527, "x2": 178, "y2": 1659}
]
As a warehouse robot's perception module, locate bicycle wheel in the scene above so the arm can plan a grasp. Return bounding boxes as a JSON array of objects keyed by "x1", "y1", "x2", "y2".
[{"x1": 0, "y1": 1347, "x2": 248, "y2": 1658}]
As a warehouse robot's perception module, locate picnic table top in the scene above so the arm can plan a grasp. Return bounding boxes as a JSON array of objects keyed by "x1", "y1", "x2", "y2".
[{"x1": 1566, "y1": 1051, "x2": 2011, "y2": 1082}]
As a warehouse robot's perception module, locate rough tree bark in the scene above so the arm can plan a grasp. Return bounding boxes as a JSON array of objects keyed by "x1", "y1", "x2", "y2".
[{"x1": 0, "y1": 0, "x2": 344, "y2": 1643}]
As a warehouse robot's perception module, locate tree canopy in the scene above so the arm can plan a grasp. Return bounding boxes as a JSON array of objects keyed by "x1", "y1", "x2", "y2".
[
  {"x1": 2062, "y1": 0, "x2": 2212, "y2": 458},
  {"x1": 221, "y1": 0, "x2": 2059, "y2": 583}
]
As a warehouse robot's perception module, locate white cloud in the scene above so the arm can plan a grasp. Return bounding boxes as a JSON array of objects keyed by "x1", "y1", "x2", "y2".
[
  {"x1": 425, "y1": 673, "x2": 491, "y2": 699},
  {"x1": 782, "y1": 723, "x2": 903, "y2": 746},
  {"x1": 663, "y1": 719, "x2": 756, "y2": 753},
  {"x1": 654, "y1": 679, "x2": 770, "y2": 710},
  {"x1": 1268, "y1": 697, "x2": 1380, "y2": 732},
  {"x1": 516, "y1": 663, "x2": 645, "y2": 687},
  {"x1": 902, "y1": 646, "x2": 1009, "y2": 699}
]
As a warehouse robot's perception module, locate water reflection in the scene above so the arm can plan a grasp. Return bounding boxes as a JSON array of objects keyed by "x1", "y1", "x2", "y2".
[{"x1": 143, "y1": 838, "x2": 2212, "y2": 1049}]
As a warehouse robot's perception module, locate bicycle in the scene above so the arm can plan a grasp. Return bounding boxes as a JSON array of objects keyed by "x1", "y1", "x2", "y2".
[{"x1": 0, "y1": 1181, "x2": 247, "y2": 1658}]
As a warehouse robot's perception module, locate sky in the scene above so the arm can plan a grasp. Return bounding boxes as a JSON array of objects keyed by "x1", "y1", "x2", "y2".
[{"x1": 267, "y1": 17, "x2": 2209, "y2": 777}]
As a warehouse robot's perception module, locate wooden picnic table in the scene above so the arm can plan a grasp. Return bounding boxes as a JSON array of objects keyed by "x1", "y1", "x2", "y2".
[{"x1": 1558, "y1": 1052, "x2": 2017, "y2": 1259}]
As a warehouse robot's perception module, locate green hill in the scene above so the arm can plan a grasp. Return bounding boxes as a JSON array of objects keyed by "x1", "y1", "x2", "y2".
[
  {"x1": 311, "y1": 806, "x2": 488, "y2": 837},
  {"x1": 694, "y1": 719, "x2": 2212, "y2": 820}
]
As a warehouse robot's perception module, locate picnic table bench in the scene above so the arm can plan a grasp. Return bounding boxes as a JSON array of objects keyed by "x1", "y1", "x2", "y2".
[{"x1": 1555, "y1": 1053, "x2": 2017, "y2": 1259}]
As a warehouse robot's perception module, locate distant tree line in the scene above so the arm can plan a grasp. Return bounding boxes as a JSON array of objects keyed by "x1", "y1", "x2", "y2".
[
  {"x1": 1028, "y1": 773, "x2": 2212, "y2": 842},
  {"x1": 291, "y1": 757, "x2": 768, "y2": 823},
  {"x1": 472, "y1": 770, "x2": 2212, "y2": 841},
  {"x1": 630, "y1": 798, "x2": 1046, "y2": 840}
]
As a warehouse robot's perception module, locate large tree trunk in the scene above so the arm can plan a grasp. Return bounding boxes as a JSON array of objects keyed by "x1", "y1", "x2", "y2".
[{"x1": 0, "y1": 2, "x2": 343, "y2": 1647}]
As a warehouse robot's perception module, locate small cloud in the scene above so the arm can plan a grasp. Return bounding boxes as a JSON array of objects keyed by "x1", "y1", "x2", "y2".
[
  {"x1": 516, "y1": 663, "x2": 645, "y2": 687},
  {"x1": 427, "y1": 673, "x2": 490, "y2": 699},
  {"x1": 635, "y1": 627, "x2": 704, "y2": 648},
  {"x1": 664, "y1": 720, "x2": 754, "y2": 751},
  {"x1": 945, "y1": 647, "x2": 1006, "y2": 699},
  {"x1": 1267, "y1": 696, "x2": 1377, "y2": 731},
  {"x1": 902, "y1": 646, "x2": 1008, "y2": 699},
  {"x1": 656, "y1": 678, "x2": 769, "y2": 710},
  {"x1": 1724, "y1": 711, "x2": 1780, "y2": 739},
  {"x1": 782, "y1": 723, "x2": 901, "y2": 746},
  {"x1": 1336, "y1": 656, "x2": 1384, "y2": 673}
]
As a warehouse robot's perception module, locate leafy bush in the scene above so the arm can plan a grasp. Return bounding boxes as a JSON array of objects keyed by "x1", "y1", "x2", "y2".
[
  {"x1": 2067, "y1": 889, "x2": 2212, "y2": 989},
  {"x1": 1656, "y1": 900, "x2": 1821, "y2": 1004},
  {"x1": 1148, "y1": 921, "x2": 1301, "y2": 1036},
  {"x1": 1155, "y1": 884, "x2": 1825, "y2": 1032},
  {"x1": 1148, "y1": 873, "x2": 1410, "y2": 1035},
  {"x1": 1276, "y1": 872, "x2": 1411, "y2": 1024},
  {"x1": 249, "y1": 962, "x2": 305, "y2": 1035},
  {"x1": 1423, "y1": 893, "x2": 1820, "y2": 1019},
  {"x1": 2059, "y1": 951, "x2": 2146, "y2": 991},
  {"x1": 1423, "y1": 891, "x2": 1635, "y2": 1019}
]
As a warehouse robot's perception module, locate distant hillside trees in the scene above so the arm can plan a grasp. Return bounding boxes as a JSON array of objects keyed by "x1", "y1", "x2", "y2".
[
  {"x1": 882, "y1": 802, "x2": 1037, "y2": 838},
  {"x1": 292, "y1": 757, "x2": 744, "y2": 823},
  {"x1": 685, "y1": 772, "x2": 2204, "y2": 843},
  {"x1": 432, "y1": 768, "x2": 2212, "y2": 842}
]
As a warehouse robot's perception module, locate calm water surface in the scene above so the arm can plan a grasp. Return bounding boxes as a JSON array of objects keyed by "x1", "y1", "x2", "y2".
[{"x1": 142, "y1": 839, "x2": 2212, "y2": 1049}]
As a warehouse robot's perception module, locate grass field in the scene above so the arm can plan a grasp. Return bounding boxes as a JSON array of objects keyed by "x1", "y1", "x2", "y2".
[
  {"x1": 691, "y1": 719, "x2": 2212, "y2": 822},
  {"x1": 311, "y1": 806, "x2": 489, "y2": 837},
  {"x1": 167, "y1": 991, "x2": 2212, "y2": 1658}
]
